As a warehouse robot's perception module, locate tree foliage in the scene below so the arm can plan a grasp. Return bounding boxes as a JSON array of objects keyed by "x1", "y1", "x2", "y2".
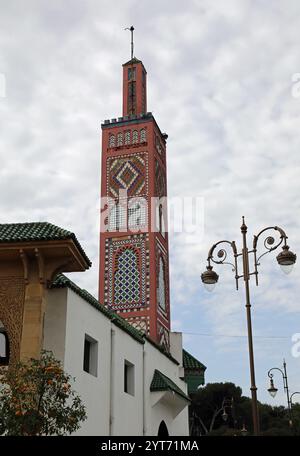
[
  {"x1": 190, "y1": 382, "x2": 300, "y2": 436},
  {"x1": 0, "y1": 351, "x2": 86, "y2": 436}
]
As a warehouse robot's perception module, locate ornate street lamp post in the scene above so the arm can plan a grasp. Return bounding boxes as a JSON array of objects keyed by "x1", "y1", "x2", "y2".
[
  {"x1": 267, "y1": 363, "x2": 300, "y2": 428},
  {"x1": 267, "y1": 360, "x2": 292, "y2": 426},
  {"x1": 201, "y1": 217, "x2": 296, "y2": 436}
]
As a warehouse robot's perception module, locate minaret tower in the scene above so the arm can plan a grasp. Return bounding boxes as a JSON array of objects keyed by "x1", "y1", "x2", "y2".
[{"x1": 99, "y1": 34, "x2": 170, "y2": 349}]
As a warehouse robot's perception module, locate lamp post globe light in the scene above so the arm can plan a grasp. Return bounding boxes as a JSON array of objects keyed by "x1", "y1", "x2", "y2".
[
  {"x1": 201, "y1": 266, "x2": 219, "y2": 292},
  {"x1": 240, "y1": 423, "x2": 248, "y2": 436},
  {"x1": 267, "y1": 378, "x2": 278, "y2": 398},
  {"x1": 201, "y1": 217, "x2": 296, "y2": 436}
]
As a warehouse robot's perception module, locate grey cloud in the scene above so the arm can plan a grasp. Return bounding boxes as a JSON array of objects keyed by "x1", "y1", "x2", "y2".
[{"x1": 1, "y1": 0, "x2": 300, "y2": 404}]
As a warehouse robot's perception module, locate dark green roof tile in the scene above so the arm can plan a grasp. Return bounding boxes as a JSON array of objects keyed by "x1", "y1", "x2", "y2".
[
  {"x1": 183, "y1": 349, "x2": 206, "y2": 371},
  {"x1": 150, "y1": 369, "x2": 190, "y2": 402},
  {"x1": 183, "y1": 350, "x2": 206, "y2": 395},
  {"x1": 0, "y1": 222, "x2": 91, "y2": 266}
]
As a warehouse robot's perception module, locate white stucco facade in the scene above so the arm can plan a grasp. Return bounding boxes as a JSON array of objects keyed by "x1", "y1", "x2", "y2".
[{"x1": 43, "y1": 284, "x2": 189, "y2": 436}]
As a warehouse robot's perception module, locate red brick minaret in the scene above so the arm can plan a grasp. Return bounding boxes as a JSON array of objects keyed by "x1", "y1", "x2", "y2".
[{"x1": 99, "y1": 56, "x2": 170, "y2": 349}]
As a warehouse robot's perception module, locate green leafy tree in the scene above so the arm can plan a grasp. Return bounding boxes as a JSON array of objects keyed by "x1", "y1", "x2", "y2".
[
  {"x1": 0, "y1": 351, "x2": 86, "y2": 436},
  {"x1": 190, "y1": 382, "x2": 243, "y2": 435},
  {"x1": 190, "y1": 382, "x2": 299, "y2": 436}
]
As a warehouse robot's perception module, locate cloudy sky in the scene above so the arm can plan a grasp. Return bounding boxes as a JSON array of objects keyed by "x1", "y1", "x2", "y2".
[{"x1": 1, "y1": 0, "x2": 300, "y2": 408}]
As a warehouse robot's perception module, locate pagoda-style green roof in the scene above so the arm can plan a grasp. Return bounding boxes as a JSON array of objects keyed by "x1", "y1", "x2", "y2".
[
  {"x1": 0, "y1": 222, "x2": 91, "y2": 267},
  {"x1": 183, "y1": 349, "x2": 206, "y2": 371},
  {"x1": 150, "y1": 369, "x2": 190, "y2": 402}
]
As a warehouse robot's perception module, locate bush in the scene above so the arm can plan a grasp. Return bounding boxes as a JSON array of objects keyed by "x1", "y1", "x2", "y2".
[{"x1": 0, "y1": 351, "x2": 86, "y2": 436}]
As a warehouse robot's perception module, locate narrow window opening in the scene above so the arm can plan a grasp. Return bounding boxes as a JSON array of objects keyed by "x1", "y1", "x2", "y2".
[
  {"x1": 0, "y1": 322, "x2": 9, "y2": 366},
  {"x1": 83, "y1": 334, "x2": 98, "y2": 377},
  {"x1": 124, "y1": 360, "x2": 135, "y2": 396}
]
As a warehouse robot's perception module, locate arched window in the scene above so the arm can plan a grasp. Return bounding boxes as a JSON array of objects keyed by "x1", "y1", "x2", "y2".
[
  {"x1": 140, "y1": 128, "x2": 146, "y2": 143},
  {"x1": 0, "y1": 321, "x2": 9, "y2": 366},
  {"x1": 158, "y1": 420, "x2": 169, "y2": 437},
  {"x1": 132, "y1": 130, "x2": 138, "y2": 144},
  {"x1": 109, "y1": 134, "x2": 115, "y2": 148},
  {"x1": 114, "y1": 249, "x2": 140, "y2": 305},
  {"x1": 117, "y1": 132, "x2": 123, "y2": 147},
  {"x1": 159, "y1": 204, "x2": 163, "y2": 234},
  {"x1": 157, "y1": 257, "x2": 166, "y2": 311},
  {"x1": 158, "y1": 203, "x2": 166, "y2": 237},
  {"x1": 124, "y1": 130, "x2": 131, "y2": 145},
  {"x1": 156, "y1": 135, "x2": 162, "y2": 154}
]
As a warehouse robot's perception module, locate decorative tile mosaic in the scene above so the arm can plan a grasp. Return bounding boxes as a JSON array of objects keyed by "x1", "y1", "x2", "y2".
[
  {"x1": 114, "y1": 249, "x2": 140, "y2": 304},
  {"x1": 157, "y1": 256, "x2": 166, "y2": 312},
  {"x1": 155, "y1": 159, "x2": 166, "y2": 198},
  {"x1": 157, "y1": 321, "x2": 170, "y2": 351},
  {"x1": 104, "y1": 234, "x2": 150, "y2": 310},
  {"x1": 109, "y1": 134, "x2": 115, "y2": 148},
  {"x1": 156, "y1": 239, "x2": 169, "y2": 319},
  {"x1": 107, "y1": 153, "x2": 148, "y2": 198},
  {"x1": 108, "y1": 129, "x2": 147, "y2": 150},
  {"x1": 107, "y1": 197, "x2": 148, "y2": 231},
  {"x1": 132, "y1": 130, "x2": 138, "y2": 144},
  {"x1": 124, "y1": 130, "x2": 131, "y2": 145},
  {"x1": 125, "y1": 316, "x2": 150, "y2": 334},
  {"x1": 140, "y1": 128, "x2": 147, "y2": 143},
  {"x1": 117, "y1": 132, "x2": 123, "y2": 147}
]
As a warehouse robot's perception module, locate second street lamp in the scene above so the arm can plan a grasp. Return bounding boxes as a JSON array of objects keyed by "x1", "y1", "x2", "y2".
[
  {"x1": 201, "y1": 217, "x2": 296, "y2": 436},
  {"x1": 290, "y1": 392, "x2": 300, "y2": 406},
  {"x1": 267, "y1": 360, "x2": 292, "y2": 426}
]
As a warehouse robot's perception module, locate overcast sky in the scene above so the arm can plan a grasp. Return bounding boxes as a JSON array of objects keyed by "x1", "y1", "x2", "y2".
[{"x1": 1, "y1": 0, "x2": 300, "y2": 409}]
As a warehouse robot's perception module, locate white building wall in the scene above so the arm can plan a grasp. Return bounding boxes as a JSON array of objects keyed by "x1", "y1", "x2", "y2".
[
  {"x1": 111, "y1": 326, "x2": 144, "y2": 435},
  {"x1": 44, "y1": 288, "x2": 111, "y2": 436},
  {"x1": 63, "y1": 289, "x2": 112, "y2": 436},
  {"x1": 43, "y1": 286, "x2": 189, "y2": 436}
]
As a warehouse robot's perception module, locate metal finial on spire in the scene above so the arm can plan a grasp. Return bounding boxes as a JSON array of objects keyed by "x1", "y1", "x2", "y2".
[{"x1": 125, "y1": 25, "x2": 134, "y2": 60}]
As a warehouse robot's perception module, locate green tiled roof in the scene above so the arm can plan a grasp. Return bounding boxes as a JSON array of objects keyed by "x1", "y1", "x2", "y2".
[
  {"x1": 183, "y1": 350, "x2": 206, "y2": 395},
  {"x1": 0, "y1": 222, "x2": 91, "y2": 266},
  {"x1": 183, "y1": 349, "x2": 206, "y2": 371},
  {"x1": 50, "y1": 274, "x2": 144, "y2": 344},
  {"x1": 150, "y1": 369, "x2": 190, "y2": 402}
]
